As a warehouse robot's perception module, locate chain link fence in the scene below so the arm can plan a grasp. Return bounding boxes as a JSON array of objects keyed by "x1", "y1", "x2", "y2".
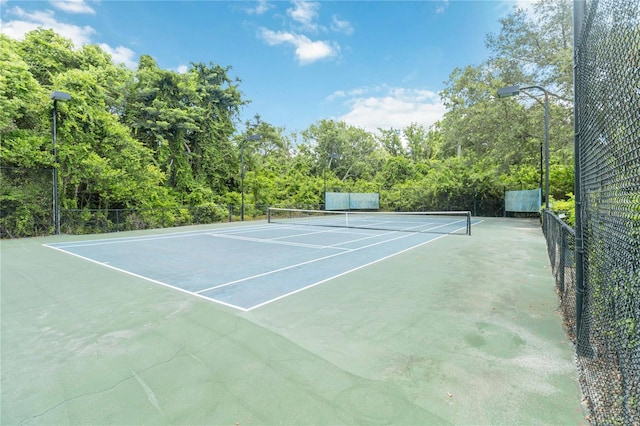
[
  {"x1": 571, "y1": 0, "x2": 640, "y2": 423},
  {"x1": 543, "y1": 211, "x2": 577, "y2": 342},
  {"x1": 380, "y1": 186, "x2": 504, "y2": 216},
  {"x1": 56, "y1": 204, "x2": 319, "y2": 235}
]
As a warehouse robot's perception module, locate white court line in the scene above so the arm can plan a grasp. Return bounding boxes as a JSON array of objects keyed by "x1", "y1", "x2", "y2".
[
  {"x1": 246, "y1": 220, "x2": 481, "y2": 310},
  {"x1": 44, "y1": 223, "x2": 275, "y2": 249},
  {"x1": 45, "y1": 222, "x2": 364, "y2": 249},
  {"x1": 247, "y1": 233, "x2": 451, "y2": 311},
  {"x1": 46, "y1": 215, "x2": 471, "y2": 249},
  {"x1": 269, "y1": 227, "x2": 355, "y2": 240},
  {"x1": 250, "y1": 226, "x2": 403, "y2": 248},
  {"x1": 274, "y1": 225, "x2": 381, "y2": 237},
  {"x1": 207, "y1": 225, "x2": 288, "y2": 236},
  {"x1": 327, "y1": 230, "x2": 400, "y2": 247},
  {"x1": 279, "y1": 218, "x2": 467, "y2": 234},
  {"x1": 195, "y1": 221, "x2": 455, "y2": 295},
  {"x1": 44, "y1": 219, "x2": 484, "y2": 311},
  {"x1": 226, "y1": 223, "x2": 424, "y2": 249},
  {"x1": 206, "y1": 233, "x2": 351, "y2": 251},
  {"x1": 44, "y1": 244, "x2": 251, "y2": 312}
]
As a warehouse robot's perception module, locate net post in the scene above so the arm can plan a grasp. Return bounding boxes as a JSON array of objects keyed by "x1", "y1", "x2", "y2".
[
  {"x1": 467, "y1": 211, "x2": 471, "y2": 236},
  {"x1": 267, "y1": 207, "x2": 271, "y2": 223}
]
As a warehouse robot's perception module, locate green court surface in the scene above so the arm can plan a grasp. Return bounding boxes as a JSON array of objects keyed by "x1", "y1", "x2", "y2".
[{"x1": 1, "y1": 218, "x2": 585, "y2": 425}]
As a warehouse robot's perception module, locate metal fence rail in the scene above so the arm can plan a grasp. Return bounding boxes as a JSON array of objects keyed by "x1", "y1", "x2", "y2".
[{"x1": 572, "y1": 0, "x2": 640, "y2": 423}]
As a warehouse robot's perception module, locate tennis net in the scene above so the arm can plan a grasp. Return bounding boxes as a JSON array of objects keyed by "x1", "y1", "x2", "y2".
[{"x1": 267, "y1": 208, "x2": 472, "y2": 235}]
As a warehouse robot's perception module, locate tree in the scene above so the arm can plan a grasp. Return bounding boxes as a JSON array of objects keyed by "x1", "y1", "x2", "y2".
[
  {"x1": 122, "y1": 57, "x2": 245, "y2": 198},
  {"x1": 243, "y1": 115, "x2": 293, "y2": 169},
  {"x1": 0, "y1": 35, "x2": 49, "y2": 167},
  {"x1": 235, "y1": 116, "x2": 294, "y2": 207},
  {"x1": 379, "y1": 156, "x2": 416, "y2": 189},
  {"x1": 486, "y1": 0, "x2": 573, "y2": 99},
  {"x1": 377, "y1": 128, "x2": 405, "y2": 157},
  {"x1": 404, "y1": 123, "x2": 433, "y2": 162},
  {"x1": 434, "y1": 0, "x2": 574, "y2": 197},
  {"x1": 17, "y1": 29, "x2": 81, "y2": 88},
  {"x1": 301, "y1": 119, "x2": 380, "y2": 185},
  {"x1": 1, "y1": 1, "x2": 582, "y2": 236},
  {"x1": 53, "y1": 67, "x2": 169, "y2": 210}
]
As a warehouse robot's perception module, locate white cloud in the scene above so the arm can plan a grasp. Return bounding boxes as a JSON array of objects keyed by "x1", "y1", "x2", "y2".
[
  {"x1": 259, "y1": 28, "x2": 337, "y2": 65},
  {"x1": 1, "y1": 6, "x2": 95, "y2": 45},
  {"x1": 334, "y1": 87, "x2": 446, "y2": 133},
  {"x1": 176, "y1": 64, "x2": 188, "y2": 74},
  {"x1": 257, "y1": 1, "x2": 347, "y2": 64},
  {"x1": 1, "y1": 6, "x2": 140, "y2": 70},
  {"x1": 327, "y1": 90, "x2": 346, "y2": 101},
  {"x1": 435, "y1": 0, "x2": 449, "y2": 14},
  {"x1": 287, "y1": 1, "x2": 318, "y2": 25},
  {"x1": 0, "y1": 17, "x2": 41, "y2": 39},
  {"x1": 49, "y1": 0, "x2": 95, "y2": 15},
  {"x1": 349, "y1": 87, "x2": 368, "y2": 96},
  {"x1": 327, "y1": 87, "x2": 368, "y2": 101},
  {"x1": 98, "y1": 43, "x2": 137, "y2": 69},
  {"x1": 331, "y1": 15, "x2": 353, "y2": 35},
  {"x1": 244, "y1": 0, "x2": 273, "y2": 15}
]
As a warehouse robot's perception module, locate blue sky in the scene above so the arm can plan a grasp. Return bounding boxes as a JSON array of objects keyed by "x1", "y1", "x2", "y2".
[{"x1": 1, "y1": 0, "x2": 532, "y2": 134}]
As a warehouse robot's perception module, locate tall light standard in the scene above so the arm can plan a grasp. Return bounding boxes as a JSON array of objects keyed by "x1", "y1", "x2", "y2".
[
  {"x1": 242, "y1": 134, "x2": 262, "y2": 221},
  {"x1": 51, "y1": 91, "x2": 71, "y2": 234},
  {"x1": 498, "y1": 85, "x2": 550, "y2": 210}
]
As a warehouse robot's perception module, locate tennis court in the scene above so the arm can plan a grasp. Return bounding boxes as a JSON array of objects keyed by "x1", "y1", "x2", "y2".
[
  {"x1": 1, "y1": 217, "x2": 585, "y2": 424},
  {"x1": 44, "y1": 210, "x2": 474, "y2": 311}
]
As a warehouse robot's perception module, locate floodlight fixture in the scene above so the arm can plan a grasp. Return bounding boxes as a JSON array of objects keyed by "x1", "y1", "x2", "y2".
[
  {"x1": 497, "y1": 85, "x2": 522, "y2": 98},
  {"x1": 51, "y1": 91, "x2": 72, "y2": 101}
]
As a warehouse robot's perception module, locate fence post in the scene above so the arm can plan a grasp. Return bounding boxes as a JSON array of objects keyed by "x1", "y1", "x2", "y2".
[{"x1": 573, "y1": 0, "x2": 586, "y2": 352}]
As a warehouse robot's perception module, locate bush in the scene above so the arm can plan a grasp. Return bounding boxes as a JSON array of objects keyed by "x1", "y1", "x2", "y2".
[
  {"x1": 191, "y1": 203, "x2": 229, "y2": 223},
  {"x1": 550, "y1": 193, "x2": 575, "y2": 226}
]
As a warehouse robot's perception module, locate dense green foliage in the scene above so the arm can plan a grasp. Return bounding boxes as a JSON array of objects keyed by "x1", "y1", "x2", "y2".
[{"x1": 0, "y1": 0, "x2": 575, "y2": 237}]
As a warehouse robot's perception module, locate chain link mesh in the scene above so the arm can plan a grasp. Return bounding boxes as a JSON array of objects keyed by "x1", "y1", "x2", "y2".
[
  {"x1": 574, "y1": 0, "x2": 640, "y2": 423},
  {"x1": 543, "y1": 212, "x2": 577, "y2": 341}
]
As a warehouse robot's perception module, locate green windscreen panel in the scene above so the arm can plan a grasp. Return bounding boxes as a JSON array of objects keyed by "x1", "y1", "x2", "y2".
[
  {"x1": 325, "y1": 192, "x2": 350, "y2": 210},
  {"x1": 348, "y1": 193, "x2": 380, "y2": 210},
  {"x1": 325, "y1": 192, "x2": 380, "y2": 210},
  {"x1": 505, "y1": 189, "x2": 541, "y2": 213}
]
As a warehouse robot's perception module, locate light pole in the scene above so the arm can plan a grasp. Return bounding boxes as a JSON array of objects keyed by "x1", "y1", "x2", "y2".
[
  {"x1": 498, "y1": 84, "x2": 550, "y2": 210},
  {"x1": 242, "y1": 134, "x2": 262, "y2": 221},
  {"x1": 50, "y1": 91, "x2": 71, "y2": 234}
]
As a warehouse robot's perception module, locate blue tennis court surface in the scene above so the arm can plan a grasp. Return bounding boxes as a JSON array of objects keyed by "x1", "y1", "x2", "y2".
[{"x1": 45, "y1": 220, "x2": 477, "y2": 311}]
